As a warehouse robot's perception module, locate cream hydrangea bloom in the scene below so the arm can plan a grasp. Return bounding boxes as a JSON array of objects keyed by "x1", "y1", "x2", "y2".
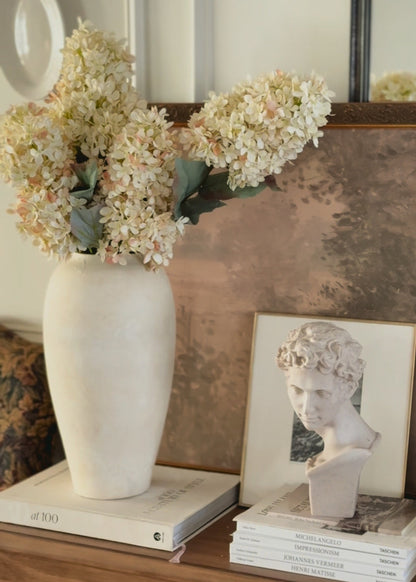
[
  {"x1": 0, "y1": 102, "x2": 76, "y2": 192},
  {"x1": 371, "y1": 71, "x2": 416, "y2": 102},
  {"x1": 48, "y1": 20, "x2": 145, "y2": 159},
  {"x1": 98, "y1": 106, "x2": 185, "y2": 269},
  {"x1": 181, "y1": 70, "x2": 334, "y2": 190},
  {"x1": 0, "y1": 102, "x2": 78, "y2": 258},
  {"x1": 15, "y1": 186, "x2": 77, "y2": 258},
  {"x1": 0, "y1": 21, "x2": 185, "y2": 269}
]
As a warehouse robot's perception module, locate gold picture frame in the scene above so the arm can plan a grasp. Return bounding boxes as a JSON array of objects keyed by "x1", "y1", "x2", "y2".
[{"x1": 240, "y1": 312, "x2": 416, "y2": 507}]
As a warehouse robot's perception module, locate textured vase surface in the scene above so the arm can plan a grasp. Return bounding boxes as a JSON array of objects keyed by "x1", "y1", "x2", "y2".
[{"x1": 43, "y1": 254, "x2": 176, "y2": 499}]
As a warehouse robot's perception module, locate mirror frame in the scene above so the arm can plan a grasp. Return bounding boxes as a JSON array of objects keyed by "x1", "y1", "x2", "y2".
[
  {"x1": 155, "y1": 102, "x2": 416, "y2": 127},
  {"x1": 349, "y1": 0, "x2": 372, "y2": 102}
]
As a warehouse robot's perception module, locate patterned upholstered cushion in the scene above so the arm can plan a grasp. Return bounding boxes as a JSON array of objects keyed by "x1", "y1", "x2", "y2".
[{"x1": 0, "y1": 324, "x2": 63, "y2": 490}]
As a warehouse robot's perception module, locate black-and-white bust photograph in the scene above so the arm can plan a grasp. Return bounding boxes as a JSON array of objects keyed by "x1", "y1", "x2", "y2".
[{"x1": 239, "y1": 314, "x2": 415, "y2": 508}]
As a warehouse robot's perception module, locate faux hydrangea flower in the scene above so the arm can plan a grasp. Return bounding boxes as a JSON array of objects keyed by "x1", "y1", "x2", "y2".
[
  {"x1": 48, "y1": 20, "x2": 145, "y2": 159},
  {"x1": 371, "y1": 71, "x2": 416, "y2": 102},
  {"x1": 0, "y1": 21, "x2": 183, "y2": 270},
  {"x1": 180, "y1": 70, "x2": 334, "y2": 190},
  {"x1": 98, "y1": 106, "x2": 187, "y2": 268}
]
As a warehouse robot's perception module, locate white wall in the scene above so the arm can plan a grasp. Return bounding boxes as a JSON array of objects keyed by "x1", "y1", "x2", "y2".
[
  {"x1": 144, "y1": 0, "x2": 351, "y2": 102},
  {"x1": 371, "y1": 0, "x2": 416, "y2": 79},
  {"x1": 211, "y1": 0, "x2": 350, "y2": 101},
  {"x1": 145, "y1": 0, "x2": 196, "y2": 101}
]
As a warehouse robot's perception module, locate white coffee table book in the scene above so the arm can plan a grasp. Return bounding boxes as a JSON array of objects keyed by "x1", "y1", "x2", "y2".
[{"x1": 0, "y1": 460, "x2": 240, "y2": 551}]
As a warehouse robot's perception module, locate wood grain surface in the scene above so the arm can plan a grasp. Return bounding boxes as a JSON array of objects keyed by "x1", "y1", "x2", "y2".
[{"x1": 0, "y1": 511, "x2": 323, "y2": 582}]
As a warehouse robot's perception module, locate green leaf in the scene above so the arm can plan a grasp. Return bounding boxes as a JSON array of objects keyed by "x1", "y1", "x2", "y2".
[
  {"x1": 70, "y1": 205, "x2": 103, "y2": 249},
  {"x1": 200, "y1": 173, "x2": 281, "y2": 201},
  {"x1": 174, "y1": 163, "x2": 282, "y2": 224},
  {"x1": 181, "y1": 196, "x2": 226, "y2": 225},
  {"x1": 230, "y1": 182, "x2": 270, "y2": 199},
  {"x1": 200, "y1": 172, "x2": 268, "y2": 200},
  {"x1": 71, "y1": 160, "x2": 98, "y2": 202},
  {"x1": 74, "y1": 159, "x2": 98, "y2": 189},
  {"x1": 174, "y1": 158, "x2": 211, "y2": 219},
  {"x1": 199, "y1": 172, "x2": 235, "y2": 200},
  {"x1": 70, "y1": 186, "x2": 95, "y2": 201}
]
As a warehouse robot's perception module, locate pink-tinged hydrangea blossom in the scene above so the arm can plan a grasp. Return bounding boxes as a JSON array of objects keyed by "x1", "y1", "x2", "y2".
[
  {"x1": 181, "y1": 70, "x2": 334, "y2": 190},
  {"x1": 49, "y1": 21, "x2": 145, "y2": 159},
  {"x1": 0, "y1": 21, "x2": 185, "y2": 269},
  {"x1": 98, "y1": 106, "x2": 185, "y2": 270}
]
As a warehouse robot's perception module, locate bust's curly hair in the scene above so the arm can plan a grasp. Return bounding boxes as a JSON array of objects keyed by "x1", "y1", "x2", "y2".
[{"x1": 276, "y1": 321, "x2": 365, "y2": 393}]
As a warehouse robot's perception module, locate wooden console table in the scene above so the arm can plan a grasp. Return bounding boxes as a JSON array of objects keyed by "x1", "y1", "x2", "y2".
[{"x1": 0, "y1": 508, "x2": 319, "y2": 582}]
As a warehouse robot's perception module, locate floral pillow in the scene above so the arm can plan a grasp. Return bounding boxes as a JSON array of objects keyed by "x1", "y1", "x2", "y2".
[{"x1": 0, "y1": 324, "x2": 63, "y2": 490}]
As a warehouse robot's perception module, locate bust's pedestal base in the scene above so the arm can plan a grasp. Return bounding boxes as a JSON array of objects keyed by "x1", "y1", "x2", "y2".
[{"x1": 306, "y1": 447, "x2": 373, "y2": 518}]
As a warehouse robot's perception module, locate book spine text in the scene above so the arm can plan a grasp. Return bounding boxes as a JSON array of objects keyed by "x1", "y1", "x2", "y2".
[
  {"x1": 230, "y1": 553, "x2": 403, "y2": 582},
  {"x1": 0, "y1": 500, "x2": 175, "y2": 551},
  {"x1": 230, "y1": 543, "x2": 407, "y2": 578},
  {"x1": 235, "y1": 522, "x2": 412, "y2": 559},
  {"x1": 232, "y1": 531, "x2": 410, "y2": 567}
]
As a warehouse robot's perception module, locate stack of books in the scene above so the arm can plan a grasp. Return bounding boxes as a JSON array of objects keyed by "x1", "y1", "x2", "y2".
[
  {"x1": 231, "y1": 484, "x2": 416, "y2": 582},
  {"x1": 0, "y1": 460, "x2": 240, "y2": 551}
]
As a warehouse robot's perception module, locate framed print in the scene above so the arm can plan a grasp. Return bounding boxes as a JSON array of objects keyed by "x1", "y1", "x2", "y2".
[{"x1": 240, "y1": 313, "x2": 416, "y2": 507}]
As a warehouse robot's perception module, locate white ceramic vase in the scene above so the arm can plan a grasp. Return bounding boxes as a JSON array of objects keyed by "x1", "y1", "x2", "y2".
[{"x1": 43, "y1": 253, "x2": 176, "y2": 499}]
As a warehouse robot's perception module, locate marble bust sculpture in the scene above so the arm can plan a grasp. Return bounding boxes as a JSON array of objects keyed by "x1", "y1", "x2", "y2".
[{"x1": 276, "y1": 321, "x2": 380, "y2": 518}]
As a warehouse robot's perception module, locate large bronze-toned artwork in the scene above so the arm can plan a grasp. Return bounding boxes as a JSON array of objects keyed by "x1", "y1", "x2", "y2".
[{"x1": 157, "y1": 120, "x2": 416, "y2": 495}]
